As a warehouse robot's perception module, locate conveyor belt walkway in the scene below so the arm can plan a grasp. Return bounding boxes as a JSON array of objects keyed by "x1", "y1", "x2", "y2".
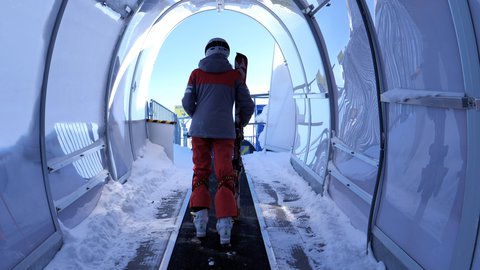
[
  {"x1": 46, "y1": 149, "x2": 380, "y2": 270},
  {"x1": 166, "y1": 170, "x2": 271, "y2": 269}
]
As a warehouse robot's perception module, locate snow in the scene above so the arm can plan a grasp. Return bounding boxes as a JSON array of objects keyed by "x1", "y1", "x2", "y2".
[
  {"x1": 244, "y1": 151, "x2": 383, "y2": 270},
  {"x1": 45, "y1": 141, "x2": 192, "y2": 270},
  {"x1": 45, "y1": 140, "x2": 383, "y2": 270},
  {"x1": 255, "y1": 105, "x2": 268, "y2": 149}
]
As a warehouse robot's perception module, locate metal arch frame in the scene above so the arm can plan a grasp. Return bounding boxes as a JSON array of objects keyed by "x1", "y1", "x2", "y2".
[
  {"x1": 120, "y1": 0, "x2": 321, "y2": 183},
  {"x1": 353, "y1": 0, "x2": 389, "y2": 255},
  {"x1": 41, "y1": 0, "x2": 119, "y2": 236},
  {"x1": 124, "y1": 0, "x2": 194, "y2": 163},
  {"x1": 116, "y1": 6, "x2": 297, "y2": 268},
  {"x1": 347, "y1": 2, "x2": 428, "y2": 268},
  {"x1": 448, "y1": 0, "x2": 480, "y2": 268},
  {"x1": 292, "y1": 0, "x2": 338, "y2": 192},
  {"x1": 40, "y1": 0, "x2": 69, "y2": 231},
  {"x1": 119, "y1": 2, "x2": 323, "y2": 266},
  {"x1": 296, "y1": 0, "x2": 392, "y2": 266},
  {"x1": 295, "y1": 1, "x2": 386, "y2": 209},
  {"x1": 294, "y1": 0, "x2": 389, "y2": 238},
  {"x1": 353, "y1": 0, "x2": 420, "y2": 268},
  {"x1": 104, "y1": 0, "x2": 143, "y2": 182},
  {"x1": 105, "y1": 0, "x2": 228, "y2": 180},
  {"x1": 18, "y1": 0, "x2": 70, "y2": 269},
  {"x1": 250, "y1": 0, "x2": 315, "y2": 167},
  {"x1": 118, "y1": 2, "x2": 480, "y2": 269},
  {"x1": 128, "y1": 50, "x2": 144, "y2": 161}
]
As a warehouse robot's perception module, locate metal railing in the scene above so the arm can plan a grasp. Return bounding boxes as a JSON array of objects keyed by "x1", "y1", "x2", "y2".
[
  {"x1": 148, "y1": 99, "x2": 176, "y2": 122},
  {"x1": 147, "y1": 99, "x2": 180, "y2": 144},
  {"x1": 155, "y1": 93, "x2": 270, "y2": 149}
]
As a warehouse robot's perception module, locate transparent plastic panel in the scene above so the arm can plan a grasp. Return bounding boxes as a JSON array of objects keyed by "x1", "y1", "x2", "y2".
[
  {"x1": 228, "y1": 2, "x2": 307, "y2": 90},
  {"x1": 56, "y1": 181, "x2": 104, "y2": 229},
  {"x1": 376, "y1": 104, "x2": 467, "y2": 269},
  {"x1": 109, "y1": 65, "x2": 136, "y2": 180},
  {"x1": 109, "y1": 0, "x2": 171, "y2": 127},
  {"x1": 292, "y1": 98, "x2": 309, "y2": 161},
  {"x1": 314, "y1": 2, "x2": 349, "y2": 91},
  {"x1": 49, "y1": 149, "x2": 106, "y2": 199},
  {"x1": 309, "y1": 70, "x2": 329, "y2": 95},
  {"x1": 0, "y1": 1, "x2": 59, "y2": 268},
  {"x1": 130, "y1": 2, "x2": 205, "y2": 120},
  {"x1": 263, "y1": 1, "x2": 325, "y2": 95},
  {"x1": 329, "y1": 176, "x2": 370, "y2": 232},
  {"x1": 265, "y1": 43, "x2": 296, "y2": 151},
  {"x1": 312, "y1": 0, "x2": 379, "y2": 235},
  {"x1": 306, "y1": 98, "x2": 330, "y2": 177},
  {"x1": 112, "y1": 0, "x2": 171, "y2": 73},
  {"x1": 315, "y1": 0, "x2": 380, "y2": 156},
  {"x1": 129, "y1": 47, "x2": 151, "y2": 121},
  {"x1": 45, "y1": 0, "x2": 124, "y2": 161},
  {"x1": 364, "y1": 0, "x2": 376, "y2": 19},
  {"x1": 333, "y1": 149, "x2": 377, "y2": 194},
  {"x1": 374, "y1": 0, "x2": 464, "y2": 93},
  {"x1": 44, "y1": 0, "x2": 123, "y2": 228},
  {"x1": 110, "y1": 0, "x2": 209, "y2": 180},
  {"x1": 310, "y1": 94, "x2": 330, "y2": 129}
]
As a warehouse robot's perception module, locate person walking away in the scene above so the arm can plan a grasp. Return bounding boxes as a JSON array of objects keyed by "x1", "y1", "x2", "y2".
[{"x1": 181, "y1": 37, "x2": 254, "y2": 245}]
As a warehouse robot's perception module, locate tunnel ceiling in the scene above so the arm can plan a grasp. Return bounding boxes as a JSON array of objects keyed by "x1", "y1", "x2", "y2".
[{"x1": 110, "y1": 0, "x2": 326, "y2": 121}]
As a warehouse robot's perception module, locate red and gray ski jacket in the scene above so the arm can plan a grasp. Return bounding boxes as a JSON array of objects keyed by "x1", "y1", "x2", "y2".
[{"x1": 182, "y1": 53, "x2": 254, "y2": 139}]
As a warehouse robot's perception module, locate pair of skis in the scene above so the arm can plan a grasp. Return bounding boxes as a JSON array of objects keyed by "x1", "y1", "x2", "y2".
[{"x1": 232, "y1": 52, "x2": 248, "y2": 218}]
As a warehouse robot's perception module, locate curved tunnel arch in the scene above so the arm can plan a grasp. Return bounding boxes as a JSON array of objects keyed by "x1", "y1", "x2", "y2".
[
  {"x1": 112, "y1": 0, "x2": 333, "y2": 190},
  {"x1": 118, "y1": 1, "x2": 320, "y2": 120},
  {"x1": 1, "y1": 0, "x2": 479, "y2": 269}
]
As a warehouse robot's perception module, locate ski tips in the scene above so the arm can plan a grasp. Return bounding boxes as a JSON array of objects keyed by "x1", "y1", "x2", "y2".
[
  {"x1": 235, "y1": 52, "x2": 247, "y2": 58},
  {"x1": 234, "y1": 52, "x2": 248, "y2": 82}
]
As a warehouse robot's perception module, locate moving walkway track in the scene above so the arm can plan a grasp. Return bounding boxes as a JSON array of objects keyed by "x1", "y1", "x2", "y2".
[{"x1": 124, "y1": 169, "x2": 275, "y2": 270}]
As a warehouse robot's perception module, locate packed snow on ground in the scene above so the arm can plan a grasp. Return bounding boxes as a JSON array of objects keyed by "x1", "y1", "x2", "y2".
[
  {"x1": 244, "y1": 151, "x2": 384, "y2": 270},
  {"x1": 45, "y1": 141, "x2": 192, "y2": 270},
  {"x1": 46, "y1": 140, "x2": 383, "y2": 269}
]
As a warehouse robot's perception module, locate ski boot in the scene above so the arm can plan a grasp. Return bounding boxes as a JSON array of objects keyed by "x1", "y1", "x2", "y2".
[
  {"x1": 216, "y1": 217, "x2": 234, "y2": 245},
  {"x1": 191, "y1": 209, "x2": 208, "y2": 238}
]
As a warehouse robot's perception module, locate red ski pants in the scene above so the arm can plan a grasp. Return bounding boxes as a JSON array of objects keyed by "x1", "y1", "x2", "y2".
[{"x1": 190, "y1": 137, "x2": 237, "y2": 218}]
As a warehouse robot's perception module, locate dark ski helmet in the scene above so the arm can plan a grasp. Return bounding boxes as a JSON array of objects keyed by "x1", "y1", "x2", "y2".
[{"x1": 205, "y1": 37, "x2": 230, "y2": 57}]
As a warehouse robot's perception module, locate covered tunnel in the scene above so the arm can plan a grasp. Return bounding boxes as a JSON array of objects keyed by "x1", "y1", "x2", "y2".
[{"x1": 1, "y1": 0, "x2": 480, "y2": 269}]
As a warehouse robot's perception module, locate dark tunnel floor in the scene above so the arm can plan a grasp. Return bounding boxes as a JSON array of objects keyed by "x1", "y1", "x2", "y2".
[{"x1": 167, "y1": 170, "x2": 271, "y2": 270}]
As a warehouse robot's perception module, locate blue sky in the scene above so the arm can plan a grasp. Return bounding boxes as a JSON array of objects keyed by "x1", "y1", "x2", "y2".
[{"x1": 149, "y1": 10, "x2": 275, "y2": 111}]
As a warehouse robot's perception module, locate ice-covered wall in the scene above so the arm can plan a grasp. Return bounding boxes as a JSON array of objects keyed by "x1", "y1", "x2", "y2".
[{"x1": 0, "y1": 1, "x2": 64, "y2": 269}]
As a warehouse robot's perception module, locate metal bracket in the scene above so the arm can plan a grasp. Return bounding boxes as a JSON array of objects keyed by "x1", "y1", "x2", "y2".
[
  {"x1": 328, "y1": 162, "x2": 373, "y2": 204},
  {"x1": 466, "y1": 97, "x2": 480, "y2": 110},
  {"x1": 331, "y1": 136, "x2": 379, "y2": 167},
  {"x1": 302, "y1": 4, "x2": 315, "y2": 15},
  {"x1": 98, "y1": 0, "x2": 134, "y2": 19},
  {"x1": 381, "y1": 89, "x2": 479, "y2": 110},
  {"x1": 47, "y1": 139, "x2": 105, "y2": 173},
  {"x1": 124, "y1": 5, "x2": 132, "y2": 16},
  {"x1": 303, "y1": 0, "x2": 331, "y2": 17}
]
